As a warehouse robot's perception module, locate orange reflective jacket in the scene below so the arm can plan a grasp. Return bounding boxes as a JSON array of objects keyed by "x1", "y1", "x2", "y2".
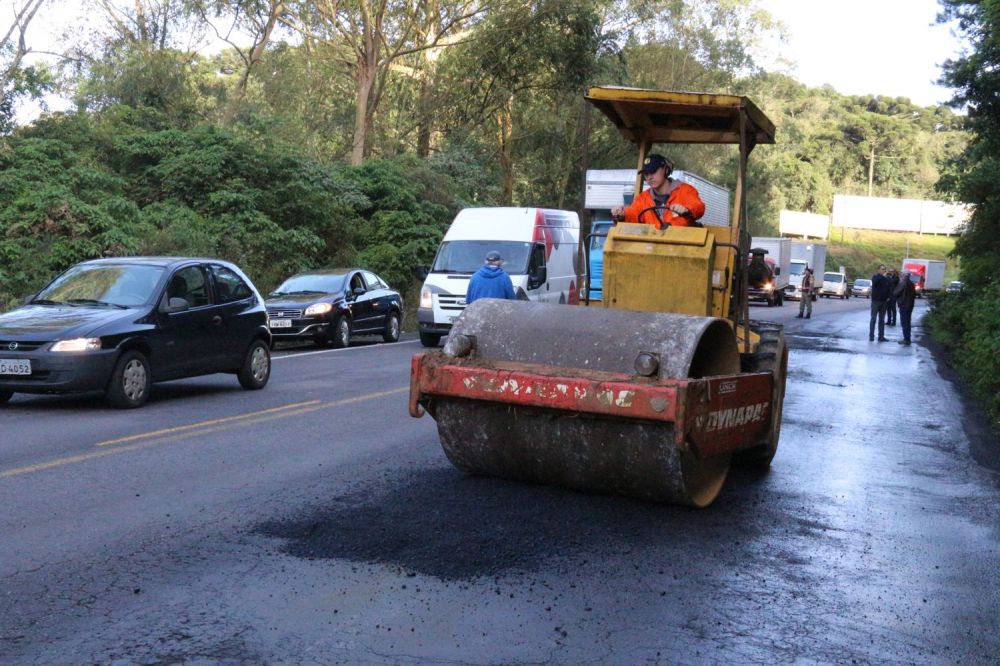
[{"x1": 622, "y1": 182, "x2": 706, "y2": 228}]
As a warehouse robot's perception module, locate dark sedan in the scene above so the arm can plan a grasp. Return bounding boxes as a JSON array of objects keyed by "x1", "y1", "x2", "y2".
[
  {"x1": 0, "y1": 257, "x2": 272, "y2": 408},
  {"x1": 265, "y1": 268, "x2": 402, "y2": 348}
]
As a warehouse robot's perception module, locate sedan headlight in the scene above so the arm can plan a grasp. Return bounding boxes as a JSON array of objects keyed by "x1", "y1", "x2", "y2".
[
  {"x1": 304, "y1": 303, "x2": 333, "y2": 317},
  {"x1": 420, "y1": 287, "x2": 433, "y2": 309},
  {"x1": 51, "y1": 337, "x2": 102, "y2": 352}
]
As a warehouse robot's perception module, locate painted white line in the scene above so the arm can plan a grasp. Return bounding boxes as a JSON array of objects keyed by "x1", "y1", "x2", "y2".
[{"x1": 272, "y1": 338, "x2": 421, "y2": 360}]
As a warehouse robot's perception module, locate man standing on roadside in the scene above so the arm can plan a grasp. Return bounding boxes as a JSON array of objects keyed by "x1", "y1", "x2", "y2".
[
  {"x1": 466, "y1": 250, "x2": 515, "y2": 304},
  {"x1": 869, "y1": 264, "x2": 891, "y2": 342},
  {"x1": 886, "y1": 268, "x2": 900, "y2": 326},
  {"x1": 796, "y1": 267, "x2": 814, "y2": 319},
  {"x1": 895, "y1": 269, "x2": 917, "y2": 345}
]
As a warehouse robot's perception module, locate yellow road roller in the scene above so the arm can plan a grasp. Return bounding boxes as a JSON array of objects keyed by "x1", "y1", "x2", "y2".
[{"x1": 409, "y1": 87, "x2": 788, "y2": 507}]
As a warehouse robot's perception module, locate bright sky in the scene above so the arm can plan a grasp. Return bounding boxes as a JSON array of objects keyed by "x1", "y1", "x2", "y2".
[{"x1": 757, "y1": 0, "x2": 964, "y2": 107}]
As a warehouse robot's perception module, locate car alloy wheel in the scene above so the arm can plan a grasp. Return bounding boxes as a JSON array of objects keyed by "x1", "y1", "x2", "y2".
[
  {"x1": 383, "y1": 313, "x2": 400, "y2": 343},
  {"x1": 333, "y1": 316, "x2": 350, "y2": 349}
]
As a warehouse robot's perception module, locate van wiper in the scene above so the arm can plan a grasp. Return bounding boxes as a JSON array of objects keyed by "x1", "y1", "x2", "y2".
[
  {"x1": 67, "y1": 298, "x2": 128, "y2": 309},
  {"x1": 285, "y1": 290, "x2": 327, "y2": 294},
  {"x1": 435, "y1": 269, "x2": 474, "y2": 275}
]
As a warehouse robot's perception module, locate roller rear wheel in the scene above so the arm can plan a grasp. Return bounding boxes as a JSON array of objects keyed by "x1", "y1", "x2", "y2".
[{"x1": 735, "y1": 321, "x2": 788, "y2": 468}]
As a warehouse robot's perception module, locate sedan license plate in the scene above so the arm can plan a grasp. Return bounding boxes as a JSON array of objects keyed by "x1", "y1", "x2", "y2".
[
  {"x1": 0, "y1": 358, "x2": 31, "y2": 375},
  {"x1": 270, "y1": 319, "x2": 293, "y2": 328}
]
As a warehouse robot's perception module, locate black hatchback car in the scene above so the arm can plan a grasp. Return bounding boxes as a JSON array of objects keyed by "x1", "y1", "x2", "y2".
[
  {"x1": 0, "y1": 257, "x2": 272, "y2": 408},
  {"x1": 265, "y1": 268, "x2": 402, "y2": 347}
]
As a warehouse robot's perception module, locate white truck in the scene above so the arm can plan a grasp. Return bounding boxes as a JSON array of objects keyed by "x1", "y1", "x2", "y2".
[
  {"x1": 901, "y1": 258, "x2": 946, "y2": 297},
  {"x1": 784, "y1": 241, "x2": 827, "y2": 301},
  {"x1": 748, "y1": 236, "x2": 791, "y2": 306}
]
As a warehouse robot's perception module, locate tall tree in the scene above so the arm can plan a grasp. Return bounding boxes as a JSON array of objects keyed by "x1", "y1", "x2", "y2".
[
  {"x1": 1, "y1": 0, "x2": 48, "y2": 133},
  {"x1": 937, "y1": 0, "x2": 1000, "y2": 289},
  {"x1": 286, "y1": 0, "x2": 484, "y2": 165}
]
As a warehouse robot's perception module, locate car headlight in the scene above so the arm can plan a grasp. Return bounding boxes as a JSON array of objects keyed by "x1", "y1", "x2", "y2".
[
  {"x1": 763, "y1": 283, "x2": 773, "y2": 291},
  {"x1": 305, "y1": 303, "x2": 333, "y2": 317},
  {"x1": 420, "y1": 287, "x2": 433, "y2": 309},
  {"x1": 51, "y1": 337, "x2": 102, "y2": 352}
]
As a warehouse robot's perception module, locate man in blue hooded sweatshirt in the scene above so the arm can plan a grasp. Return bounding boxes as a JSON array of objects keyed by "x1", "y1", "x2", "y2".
[{"x1": 466, "y1": 250, "x2": 515, "y2": 304}]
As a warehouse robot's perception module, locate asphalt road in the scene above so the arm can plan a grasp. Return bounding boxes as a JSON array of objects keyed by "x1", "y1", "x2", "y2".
[{"x1": 2, "y1": 297, "x2": 998, "y2": 665}]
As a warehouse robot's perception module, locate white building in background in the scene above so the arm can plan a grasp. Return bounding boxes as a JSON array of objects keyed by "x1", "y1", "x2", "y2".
[
  {"x1": 779, "y1": 210, "x2": 829, "y2": 239},
  {"x1": 831, "y1": 195, "x2": 969, "y2": 235}
]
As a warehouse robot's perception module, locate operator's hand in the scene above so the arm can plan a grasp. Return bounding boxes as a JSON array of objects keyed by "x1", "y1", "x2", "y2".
[
  {"x1": 610, "y1": 206, "x2": 625, "y2": 220},
  {"x1": 669, "y1": 204, "x2": 689, "y2": 216}
]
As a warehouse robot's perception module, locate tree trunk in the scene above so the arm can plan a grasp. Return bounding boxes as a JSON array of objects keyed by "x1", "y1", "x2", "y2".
[
  {"x1": 497, "y1": 95, "x2": 515, "y2": 204},
  {"x1": 223, "y1": 2, "x2": 284, "y2": 125},
  {"x1": 867, "y1": 144, "x2": 875, "y2": 197},
  {"x1": 351, "y1": 42, "x2": 378, "y2": 166}
]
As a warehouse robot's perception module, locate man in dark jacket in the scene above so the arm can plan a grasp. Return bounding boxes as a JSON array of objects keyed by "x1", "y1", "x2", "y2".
[
  {"x1": 895, "y1": 269, "x2": 918, "y2": 345},
  {"x1": 466, "y1": 250, "x2": 516, "y2": 304},
  {"x1": 869, "y1": 264, "x2": 892, "y2": 342},
  {"x1": 886, "y1": 268, "x2": 900, "y2": 326}
]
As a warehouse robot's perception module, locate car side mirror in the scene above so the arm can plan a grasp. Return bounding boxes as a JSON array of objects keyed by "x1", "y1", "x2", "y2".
[
  {"x1": 414, "y1": 264, "x2": 430, "y2": 281},
  {"x1": 22, "y1": 292, "x2": 36, "y2": 305},
  {"x1": 353, "y1": 286, "x2": 366, "y2": 297},
  {"x1": 161, "y1": 296, "x2": 190, "y2": 313}
]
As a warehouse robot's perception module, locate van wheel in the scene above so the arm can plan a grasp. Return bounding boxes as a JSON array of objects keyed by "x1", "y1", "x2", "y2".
[
  {"x1": 383, "y1": 312, "x2": 400, "y2": 343},
  {"x1": 106, "y1": 350, "x2": 150, "y2": 409},
  {"x1": 238, "y1": 340, "x2": 270, "y2": 389},
  {"x1": 420, "y1": 332, "x2": 441, "y2": 348}
]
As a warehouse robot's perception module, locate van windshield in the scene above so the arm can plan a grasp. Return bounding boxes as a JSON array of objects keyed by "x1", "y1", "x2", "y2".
[
  {"x1": 789, "y1": 262, "x2": 805, "y2": 276},
  {"x1": 823, "y1": 273, "x2": 844, "y2": 283},
  {"x1": 431, "y1": 241, "x2": 534, "y2": 275}
]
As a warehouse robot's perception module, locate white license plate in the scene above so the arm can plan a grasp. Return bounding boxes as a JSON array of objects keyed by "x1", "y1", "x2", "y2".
[
  {"x1": 0, "y1": 358, "x2": 31, "y2": 375},
  {"x1": 270, "y1": 319, "x2": 293, "y2": 328}
]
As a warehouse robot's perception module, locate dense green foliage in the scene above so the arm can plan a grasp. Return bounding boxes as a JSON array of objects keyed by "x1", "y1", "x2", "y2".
[
  {"x1": 0, "y1": 0, "x2": 979, "y2": 345},
  {"x1": 925, "y1": 0, "x2": 1000, "y2": 426}
]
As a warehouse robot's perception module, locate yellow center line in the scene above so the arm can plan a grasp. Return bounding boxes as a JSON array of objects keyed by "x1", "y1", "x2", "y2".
[
  {"x1": 95, "y1": 400, "x2": 323, "y2": 446},
  {"x1": 1, "y1": 387, "x2": 409, "y2": 479}
]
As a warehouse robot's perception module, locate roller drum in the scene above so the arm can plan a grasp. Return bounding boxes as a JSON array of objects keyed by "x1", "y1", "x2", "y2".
[{"x1": 428, "y1": 300, "x2": 741, "y2": 507}]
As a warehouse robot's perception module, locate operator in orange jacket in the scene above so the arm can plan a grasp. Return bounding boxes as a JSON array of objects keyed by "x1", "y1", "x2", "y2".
[{"x1": 610, "y1": 154, "x2": 706, "y2": 228}]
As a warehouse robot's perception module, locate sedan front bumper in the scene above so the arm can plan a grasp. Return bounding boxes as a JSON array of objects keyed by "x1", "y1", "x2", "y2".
[{"x1": 0, "y1": 348, "x2": 120, "y2": 394}]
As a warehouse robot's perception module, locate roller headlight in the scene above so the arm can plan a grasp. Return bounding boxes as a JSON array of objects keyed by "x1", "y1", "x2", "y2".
[
  {"x1": 305, "y1": 303, "x2": 333, "y2": 317},
  {"x1": 51, "y1": 337, "x2": 102, "y2": 352}
]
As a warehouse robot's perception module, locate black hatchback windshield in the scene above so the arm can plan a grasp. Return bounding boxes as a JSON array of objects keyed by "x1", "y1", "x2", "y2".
[
  {"x1": 272, "y1": 273, "x2": 346, "y2": 295},
  {"x1": 36, "y1": 264, "x2": 165, "y2": 307},
  {"x1": 431, "y1": 241, "x2": 533, "y2": 275}
]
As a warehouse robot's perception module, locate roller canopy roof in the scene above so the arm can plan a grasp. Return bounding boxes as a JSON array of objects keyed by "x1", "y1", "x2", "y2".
[{"x1": 585, "y1": 86, "x2": 775, "y2": 146}]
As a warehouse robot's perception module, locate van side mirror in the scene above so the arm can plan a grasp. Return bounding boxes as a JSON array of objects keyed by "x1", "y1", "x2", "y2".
[
  {"x1": 528, "y1": 266, "x2": 547, "y2": 290},
  {"x1": 414, "y1": 264, "x2": 430, "y2": 281}
]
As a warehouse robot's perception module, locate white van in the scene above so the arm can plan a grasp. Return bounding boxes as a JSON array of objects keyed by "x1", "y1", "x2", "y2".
[
  {"x1": 417, "y1": 207, "x2": 581, "y2": 347},
  {"x1": 821, "y1": 271, "x2": 849, "y2": 299}
]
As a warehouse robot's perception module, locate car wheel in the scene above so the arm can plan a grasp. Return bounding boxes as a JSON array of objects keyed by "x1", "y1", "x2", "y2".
[
  {"x1": 332, "y1": 316, "x2": 351, "y2": 349},
  {"x1": 105, "y1": 350, "x2": 151, "y2": 409},
  {"x1": 383, "y1": 312, "x2": 400, "y2": 343},
  {"x1": 238, "y1": 339, "x2": 270, "y2": 390},
  {"x1": 0, "y1": 390, "x2": 12, "y2": 404},
  {"x1": 420, "y1": 332, "x2": 441, "y2": 348}
]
